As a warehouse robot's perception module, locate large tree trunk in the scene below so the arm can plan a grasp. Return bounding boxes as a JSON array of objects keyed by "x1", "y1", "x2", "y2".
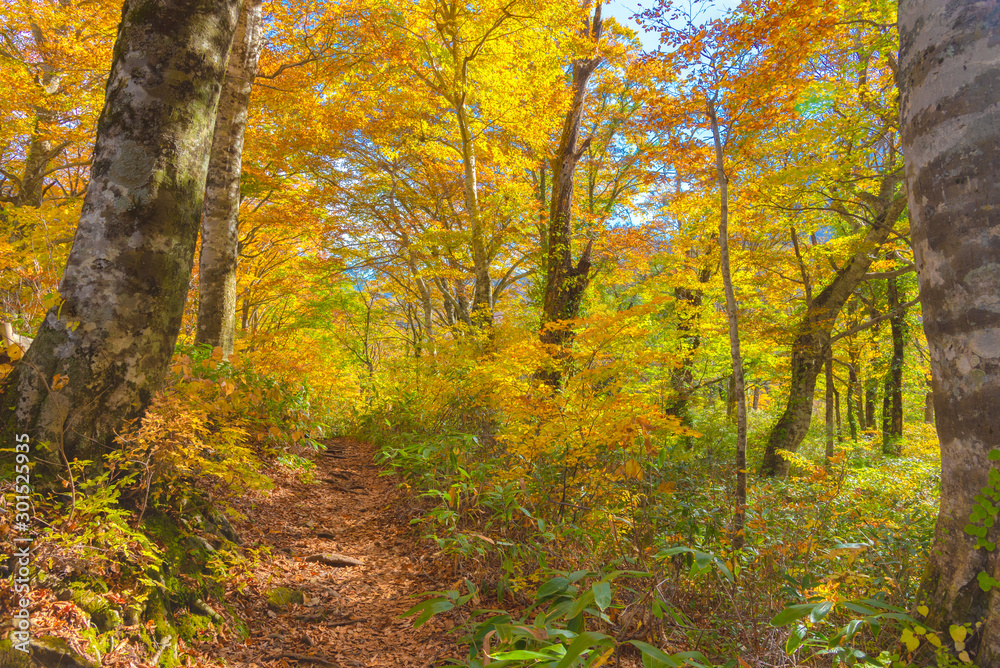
[
  {"x1": 900, "y1": 1, "x2": 1000, "y2": 662},
  {"x1": 707, "y1": 98, "x2": 747, "y2": 551},
  {"x1": 924, "y1": 384, "x2": 934, "y2": 424},
  {"x1": 196, "y1": 0, "x2": 265, "y2": 356},
  {"x1": 759, "y1": 177, "x2": 905, "y2": 476},
  {"x1": 0, "y1": 0, "x2": 240, "y2": 475},
  {"x1": 538, "y1": 2, "x2": 602, "y2": 387}
]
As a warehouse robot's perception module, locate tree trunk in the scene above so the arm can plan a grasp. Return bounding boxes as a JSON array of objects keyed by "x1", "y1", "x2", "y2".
[
  {"x1": 15, "y1": 117, "x2": 60, "y2": 208},
  {"x1": 882, "y1": 274, "x2": 906, "y2": 454},
  {"x1": 834, "y1": 384, "x2": 842, "y2": 442},
  {"x1": 668, "y1": 274, "x2": 710, "y2": 448},
  {"x1": 759, "y1": 176, "x2": 905, "y2": 476},
  {"x1": 707, "y1": 98, "x2": 747, "y2": 551},
  {"x1": 865, "y1": 381, "x2": 877, "y2": 431},
  {"x1": 454, "y1": 105, "x2": 493, "y2": 335},
  {"x1": 847, "y1": 322, "x2": 860, "y2": 441},
  {"x1": 538, "y1": 2, "x2": 602, "y2": 387},
  {"x1": 10, "y1": 21, "x2": 66, "y2": 210},
  {"x1": 0, "y1": 0, "x2": 240, "y2": 475},
  {"x1": 825, "y1": 349, "x2": 834, "y2": 464},
  {"x1": 900, "y1": 1, "x2": 1000, "y2": 662},
  {"x1": 196, "y1": 0, "x2": 265, "y2": 356}
]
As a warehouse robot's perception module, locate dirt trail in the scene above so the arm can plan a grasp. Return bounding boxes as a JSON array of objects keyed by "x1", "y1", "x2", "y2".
[{"x1": 206, "y1": 438, "x2": 458, "y2": 668}]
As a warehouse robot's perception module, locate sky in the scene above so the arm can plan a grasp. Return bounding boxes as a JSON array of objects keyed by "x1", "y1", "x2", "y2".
[
  {"x1": 603, "y1": 0, "x2": 659, "y2": 50},
  {"x1": 603, "y1": 0, "x2": 740, "y2": 52}
]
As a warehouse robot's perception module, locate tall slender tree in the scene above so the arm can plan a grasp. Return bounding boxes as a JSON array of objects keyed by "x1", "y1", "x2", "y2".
[{"x1": 196, "y1": 0, "x2": 266, "y2": 356}]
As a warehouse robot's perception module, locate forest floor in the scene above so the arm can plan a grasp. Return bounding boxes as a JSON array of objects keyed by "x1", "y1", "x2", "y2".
[{"x1": 200, "y1": 438, "x2": 460, "y2": 668}]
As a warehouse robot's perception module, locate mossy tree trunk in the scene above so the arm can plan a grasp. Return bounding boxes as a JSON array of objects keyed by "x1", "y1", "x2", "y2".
[
  {"x1": 900, "y1": 0, "x2": 1000, "y2": 662},
  {"x1": 0, "y1": 0, "x2": 241, "y2": 476},
  {"x1": 196, "y1": 0, "x2": 265, "y2": 356}
]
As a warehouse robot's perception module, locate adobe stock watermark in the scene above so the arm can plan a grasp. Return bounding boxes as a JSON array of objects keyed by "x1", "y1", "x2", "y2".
[{"x1": 10, "y1": 433, "x2": 32, "y2": 653}]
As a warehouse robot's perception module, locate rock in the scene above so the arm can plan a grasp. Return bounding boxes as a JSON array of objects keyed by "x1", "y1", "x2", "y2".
[
  {"x1": 29, "y1": 636, "x2": 99, "y2": 668},
  {"x1": 304, "y1": 553, "x2": 363, "y2": 567},
  {"x1": 0, "y1": 634, "x2": 99, "y2": 668},
  {"x1": 266, "y1": 587, "x2": 305, "y2": 611}
]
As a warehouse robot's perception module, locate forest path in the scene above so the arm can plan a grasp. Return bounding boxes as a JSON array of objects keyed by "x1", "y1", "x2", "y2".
[{"x1": 205, "y1": 438, "x2": 457, "y2": 668}]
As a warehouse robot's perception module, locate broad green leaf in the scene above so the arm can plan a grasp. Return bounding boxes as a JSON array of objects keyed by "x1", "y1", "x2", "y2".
[
  {"x1": 493, "y1": 650, "x2": 561, "y2": 660},
  {"x1": 786, "y1": 624, "x2": 807, "y2": 653},
  {"x1": 629, "y1": 640, "x2": 682, "y2": 667},
  {"x1": 555, "y1": 632, "x2": 612, "y2": 668},
  {"x1": 770, "y1": 604, "x2": 818, "y2": 627},
  {"x1": 402, "y1": 598, "x2": 454, "y2": 627},
  {"x1": 810, "y1": 601, "x2": 834, "y2": 622},
  {"x1": 538, "y1": 577, "x2": 571, "y2": 600},
  {"x1": 592, "y1": 582, "x2": 612, "y2": 611}
]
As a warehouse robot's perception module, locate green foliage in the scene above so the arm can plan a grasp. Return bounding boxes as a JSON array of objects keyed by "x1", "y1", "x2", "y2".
[
  {"x1": 770, "y1": 596, "x2": 918, "y2": 665},
  {"x1": 963, "y1": 449, "x2": 1000, "y2": 554},
  {"x1": 403, "y1": 572, "x2": 711, "y2": 668}
]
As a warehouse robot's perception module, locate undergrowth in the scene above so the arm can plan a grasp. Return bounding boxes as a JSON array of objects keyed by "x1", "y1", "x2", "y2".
[
  {"x1": 0, "y1": 342, "x2": 333, "y2": 666},
  {"x1": 355, "y1": 343, "x2": 941, "y2": 668}
]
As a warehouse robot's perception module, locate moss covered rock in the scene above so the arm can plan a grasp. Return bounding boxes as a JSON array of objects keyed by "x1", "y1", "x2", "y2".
[{"x1": 266, "y1": 586, "x2": 304, "y2": 611}]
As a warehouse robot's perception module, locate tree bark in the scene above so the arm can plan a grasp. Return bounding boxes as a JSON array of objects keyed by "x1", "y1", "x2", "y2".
[
  {"x1": 707, "y1": 98, "x2": 747, "y2": 551},
  {"x1": 195, "y1": 0, "x2": 265, "y2": 356},
  {"x1": 759, "y1": 176, "x2": 905, "y2": 476},
  {"x1": 0, "y1": 0, "x2": 240, "y2": 474},
  {"x1": 538, "y1": 2, "x2": 603, "y2": 387},
  {"x1": 900, "y1": 1, "x2": 1000, "y2": 661},
  {"x1": 15, "y1": 117, "x2": 61, "y2": 208}
]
